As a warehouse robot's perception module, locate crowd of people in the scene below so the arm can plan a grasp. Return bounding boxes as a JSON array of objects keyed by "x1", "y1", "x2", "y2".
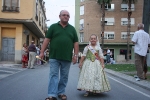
[
  {"x1": 21, "y1": 41, "x2": 49, "y2": 68},
  {"x1": 102, "y1": 48, "x2": 115, "y2": 64}
]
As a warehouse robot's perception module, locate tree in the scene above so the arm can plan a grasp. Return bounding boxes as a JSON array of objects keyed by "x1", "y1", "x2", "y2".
[
  {"x1": 97, "y1": 0, "x2": 112, "y2": 50},
  {"x1": 122, "y1": 0, "x2": 137, "y2": 61}
]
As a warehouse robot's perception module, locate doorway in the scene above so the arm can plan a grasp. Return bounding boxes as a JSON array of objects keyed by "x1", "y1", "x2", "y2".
[{"x1": 2, "y1": 38, "x2": 15, "y2": 61}]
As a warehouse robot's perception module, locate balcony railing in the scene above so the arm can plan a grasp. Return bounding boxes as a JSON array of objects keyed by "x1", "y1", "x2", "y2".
[
  {"x1": 39, "y1": 21, "x2": 41, "y2": 26},
  {"x1": 2, "y1": 6, "x2": 19, "y2": 12}
]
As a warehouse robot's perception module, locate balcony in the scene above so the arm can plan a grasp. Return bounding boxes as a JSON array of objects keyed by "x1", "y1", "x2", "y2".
[
  {"x1": 39, "y1": 21, "x2": 41, "y2": 26},
  {"x1": 2, "y1": 6, "x2": 19, "y2": 12}
]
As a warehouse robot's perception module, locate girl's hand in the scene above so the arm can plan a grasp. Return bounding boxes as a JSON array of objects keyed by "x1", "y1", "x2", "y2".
[
  {"x1": 79, "y1": 63, "x2": 83, "y2": 68},
  {"x1": 95, "y1": 53, "x2": 100, "y2": 60},
  {"x1": 102, "y1": 64, "x2": 105, "y2": 69}
]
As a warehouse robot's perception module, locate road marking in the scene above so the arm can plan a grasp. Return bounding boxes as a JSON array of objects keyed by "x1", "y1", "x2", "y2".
[
  {"x1": 108, "y1": 76, "x2": 150, "y2": 98},
  {"x1": 0, "y1": 70, "x2": 15, "y2": 74},
  {"x1": 1, "y1": 67, "x2": 23, "y2": 70},
  {"x1": 0, "y1": 68, "x2": 26, "y2": 80}
]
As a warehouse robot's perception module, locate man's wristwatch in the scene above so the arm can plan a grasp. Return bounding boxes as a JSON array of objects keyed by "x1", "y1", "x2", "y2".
[{"x1": 74, "y1": 54, "x2": 78, "y2": 57}]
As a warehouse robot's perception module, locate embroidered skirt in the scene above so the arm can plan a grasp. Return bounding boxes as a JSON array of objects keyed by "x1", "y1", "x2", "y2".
[{"x1": 77, "y1": 59, "x2": 111, "y2": 93}]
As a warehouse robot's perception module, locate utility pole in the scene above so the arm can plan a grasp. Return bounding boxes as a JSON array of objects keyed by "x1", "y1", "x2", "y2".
[
  {"x1": 101, "y1": 3, "x2": 105, "y2": 50},
  {"x1": 127, "y1": 0, "x2": 132, "y2": 61}
]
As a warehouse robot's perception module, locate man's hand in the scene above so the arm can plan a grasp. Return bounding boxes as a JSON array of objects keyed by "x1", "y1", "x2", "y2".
[
  {"x1": 39, "y1": 38, "x2": 50, "y2": 59},
  {"x1": 72, "y1": 56, "x2": 77, "y2": 64},
  {"x1": 39, "y1": 51, "x2": 44, "y2": 60}
]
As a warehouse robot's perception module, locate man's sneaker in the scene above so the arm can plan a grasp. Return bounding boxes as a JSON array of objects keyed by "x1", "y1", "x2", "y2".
[
  {"x1": 134, "y1": 75, "x2": 138, "y2": 78},
  {"x1": 136, "y1": 77, "x2": 140, "y2": 81},
  {"x1": 45, "y1": 97, "x2": 57, "y2": 100}
]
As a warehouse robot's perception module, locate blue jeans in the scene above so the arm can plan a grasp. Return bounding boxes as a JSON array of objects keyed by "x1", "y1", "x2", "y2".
[
  {"x1": 107, "y1": 55, "x2": 110, "y2": 63},
  {"x1": 48, "y1": 59, "x2": 71, "y2": 97}
]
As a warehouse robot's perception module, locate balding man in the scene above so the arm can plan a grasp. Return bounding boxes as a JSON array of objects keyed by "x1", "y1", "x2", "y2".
[
  {"x1": 40, "y1": 10, "x2": 79, "y2": 100},
  {"x1": 132, "y1": 23, "x2": 150, "y2": 81},
  {"x1": 28, "y1": 41, "x2": 36, "y2": 69}
]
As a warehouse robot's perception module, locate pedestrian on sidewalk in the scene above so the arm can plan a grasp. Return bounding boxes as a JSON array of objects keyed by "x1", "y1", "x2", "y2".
[
  {"x1": 39, "y1": 10, "x2": 79, "y2": 100},
  {"x1": 22, "y1": 43, "x2": 28, "y2": 68},
  {"x1": 77, "y1": 34, "x2": 111, "y2": 96},
  {"x1": 36, "y1": 45, "x2": 40, "y2": 65},
  {"x1": 28, "y1": 41, "x2": 36, "y2": 69},
  {"x1": 132, "y1": 23, "x2": 150, "y2": 81},
  {"x1": 106, "y1": 47, "x2": 110, "y2": 63}
]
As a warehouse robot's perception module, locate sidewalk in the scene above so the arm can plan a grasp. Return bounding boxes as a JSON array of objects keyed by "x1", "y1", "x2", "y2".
[{"x1": 105, "y1": 68, "x2": 150, "y2": 91}]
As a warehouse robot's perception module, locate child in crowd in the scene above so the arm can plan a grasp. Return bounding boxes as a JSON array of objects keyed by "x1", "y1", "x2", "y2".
[
  {"x1": 77, "y1": 34, "x2": 111, "y2": 96},
  {"x1": 22, "y1": 43, "x2": 28, "y2": 68}
]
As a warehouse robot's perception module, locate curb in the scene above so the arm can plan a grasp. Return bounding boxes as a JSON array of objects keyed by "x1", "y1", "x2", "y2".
[{"x1": 105, "y1": 69, "x2": 150, "y2": 91}]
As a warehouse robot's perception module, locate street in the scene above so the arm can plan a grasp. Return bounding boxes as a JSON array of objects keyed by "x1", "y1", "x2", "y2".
[{"x1": 0, "y1": 63, "x2": 150, "y2": 100}]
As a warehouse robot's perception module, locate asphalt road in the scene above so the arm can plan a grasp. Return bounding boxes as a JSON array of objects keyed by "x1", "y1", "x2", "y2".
[{"x1": 0, "y1": 63, "x2": 150, "y2": 100}]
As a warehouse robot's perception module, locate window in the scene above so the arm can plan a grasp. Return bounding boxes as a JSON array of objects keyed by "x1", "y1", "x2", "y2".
[
  {"x1": 101, "y1": 4, "x2": 115, "y2": 11},
  {"x1": 37, "y1": 40, "x2": 38, "y2": 45},
  {"x1": 80, "y1": 19, "x2": 84, "y2": 30},
  {"x1": 39, "y1": 11, "x2": 42, "y2": 26},
  {"x1": 80, "y1": 0, "x2": 84, "y2": 2},
  {"x1": 101, "y1": 18, "x2": 115, "y2": 25},
  {"x1": 121, "y1": 18, "x2": 135, "y2": 25},
  {"x1": 121, "y1": 4, "x2": 135, "y2": 11},
  {"x1": 80, "y1": 32, "x2": 84, "y2": 42},
  {"x1": 104, "y1": 32, "x2": 115, "y2": 39},
  {"x1": 121, "y1": 32, "x2": 134, "y2": 39},
  {"x1": 32, "y1": 37, "x2": 35, "y2": 41},
  {"x1": 80, "y1": 6, "x2": 84, "y2": 15},
  {"x1": 2, "y1": 0, "x2": 19, "y2": 12},
  {"x1": 120, "y1": 49, "x2": 131, "y2": 59}
]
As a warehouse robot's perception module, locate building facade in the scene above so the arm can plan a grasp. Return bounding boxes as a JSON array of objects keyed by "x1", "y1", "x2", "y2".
[
  {"x1": 75, "y1": 0, "x2": 144, "y2": 61},
  {"x1": 0, "y1": 0, "x2": 47, "y2": 63}
]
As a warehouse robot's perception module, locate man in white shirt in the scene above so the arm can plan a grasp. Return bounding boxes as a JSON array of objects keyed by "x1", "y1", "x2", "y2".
[
  {"x1": 132, "y1": 23, "x2": 150, "y2": 81},
  {"x1": 106, "y1": 47, "x2": 110, "y2": 63}
]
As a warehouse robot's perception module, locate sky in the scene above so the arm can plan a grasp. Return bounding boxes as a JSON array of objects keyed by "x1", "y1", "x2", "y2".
[{"x1": 44, "y1": 0, "x2": 75, "y2": 27}]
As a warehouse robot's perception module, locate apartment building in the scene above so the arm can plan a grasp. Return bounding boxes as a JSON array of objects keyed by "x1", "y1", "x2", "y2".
[
  {"x1": 75, "y1": 0, "x2": 144, "y2": 61},
  {"x1": 0, "y1": 0, "x2": 47, "y2": 63}
]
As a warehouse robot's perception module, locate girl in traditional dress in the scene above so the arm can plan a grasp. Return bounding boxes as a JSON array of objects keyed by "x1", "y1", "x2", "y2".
[
  {"x1": 77, "y1": 34, "x2": 111, "y2": 96},
  {"x1": 22, "y1": 43, "x2": 28, "y2": 68}
]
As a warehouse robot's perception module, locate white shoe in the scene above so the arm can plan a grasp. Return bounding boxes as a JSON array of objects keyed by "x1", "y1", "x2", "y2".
[{"x1": 136, "y1": 77, "x2": 140, "y2": 81}]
